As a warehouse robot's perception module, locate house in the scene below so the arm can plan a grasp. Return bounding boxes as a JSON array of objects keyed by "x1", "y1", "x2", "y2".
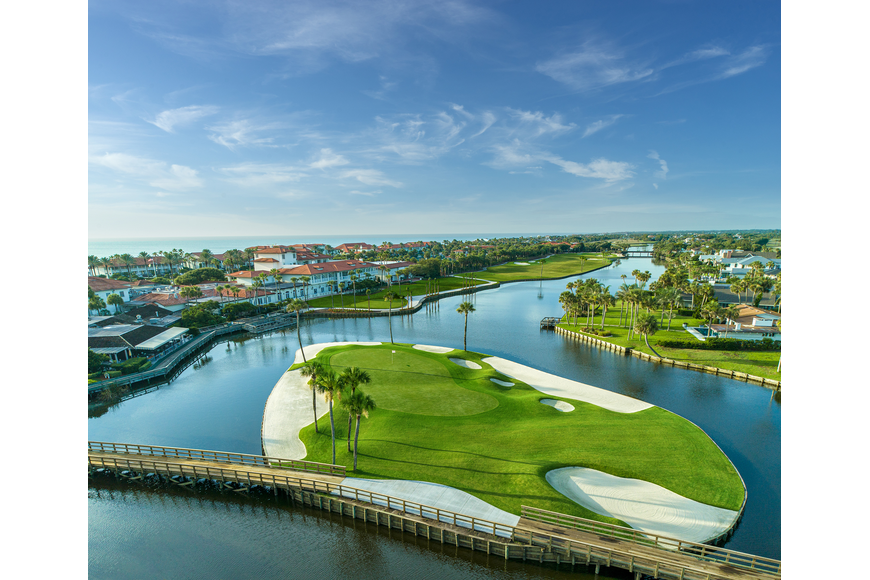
[
  {"x1": 679, "y1": 284, "x2": 778, "y2": 308},
  {"x1": 88, "y1": 303, "x2": 177, "y2": 327},
  {"x1": 126, "y1": 292, "x2": 189, "y2": 312},
  {"x1": 227, "y1": 260, "x2": 381, "y2": 300},
  {"x1": 88, "y1": 277, "x2": 133, "y2": 304},
  {"x1": 706, "y1": 304, "x2": 781, "y2": 341},
  {"x1": 91, "y1": 255, "x2": 173, "y2": 278},
  {"x1": 88, "y1": 323, "x2": 190, "y2": 362},
  {"x1": 335, "y1": 242, "x2": 374, "y2": 254}
]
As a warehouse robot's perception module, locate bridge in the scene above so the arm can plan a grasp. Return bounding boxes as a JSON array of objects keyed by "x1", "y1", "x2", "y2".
[
  {"x1": 88, "y1": 442, "x2": 780, "y2": 580},
  {"x1": 624, "y1": 249, "x2": 654, "y2": 257}
]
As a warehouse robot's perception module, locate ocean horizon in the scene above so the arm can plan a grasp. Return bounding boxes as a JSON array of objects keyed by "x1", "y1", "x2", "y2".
[{"x1": 87, "y1": 233, "x2": 567, "y2": 258}]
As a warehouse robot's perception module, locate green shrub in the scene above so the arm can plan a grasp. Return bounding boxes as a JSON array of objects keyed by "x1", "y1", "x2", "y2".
[
  {"x1": 657, "y1": 337, "x2": 780, "y2": 351},
  {"x1": 222, "y1": 301, "x2": 257, "y2": 321}
]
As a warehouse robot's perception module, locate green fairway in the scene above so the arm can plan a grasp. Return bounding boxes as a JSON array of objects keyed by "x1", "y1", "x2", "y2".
[
  {"x1": 295, "y1": 343, "x2": 745, "y2": 524},
  {"x1": 329, "y1": 349, "x2": 498, "y2": 416},
  {"x1": 473, "y1": 253, "x2": 613, "y2": 282},
  {"x1": 302, "y1": 276, "x2": 487, "y2": 310}
]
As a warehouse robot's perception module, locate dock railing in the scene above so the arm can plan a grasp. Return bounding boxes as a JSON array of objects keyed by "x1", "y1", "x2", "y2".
[
  {"x1": 88, "y1": 441, "x2": 346, "y2": 477},
  {"x1": 521, "y1": 506, "x2": 781, "y2": 576}
]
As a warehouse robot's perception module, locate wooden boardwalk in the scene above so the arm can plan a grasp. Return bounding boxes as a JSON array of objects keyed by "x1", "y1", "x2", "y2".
[{"x1": 88, "y1": 442, "x2": 780, "y2": 580}]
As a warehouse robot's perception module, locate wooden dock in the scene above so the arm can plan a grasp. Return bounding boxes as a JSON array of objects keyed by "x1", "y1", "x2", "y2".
[
  {"x1": 540, "y1": 317, "x2": 560, "y2": 329},
  {"x1": 88, "y1": 442, "x2": 780, "y2": 580}
]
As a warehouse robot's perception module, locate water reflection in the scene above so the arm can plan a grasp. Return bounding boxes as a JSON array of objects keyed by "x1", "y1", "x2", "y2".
[{"x1": 88, "y1": 254, "x2": 780, "y2": 561}]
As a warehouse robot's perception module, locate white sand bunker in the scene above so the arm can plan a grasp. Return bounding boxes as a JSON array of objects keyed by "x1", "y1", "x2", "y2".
[
  {"x1": 413, "y1": 344, "x2": 454, "y2": 353},
  {"x1": 335, "y1": 478, "x2": 519, "y2": 538},
  {"x1": 293, "y1": 341, "x2": 381, "y2": 365},
  {"x1": 546, "y1": 467, "x2": 739, "y2": 543},
  {"x1": 262, "y1": 369, "x2": 330, "y2": 459},
  {"x1": 514, "y1": 262, "x2": 530, "y2": 265},
  {"x1": 482, "y1": 357, "x2": 653, "y2": 414},
  {"x1": 450, "y1": 358, "x2": 482, "y2": 369},
  {"x1": 490, "y1": 378, "x2": 514, "y2": 387},
  {"x1": 540, "y1": 398, "x2": 574, "y2": 412}
]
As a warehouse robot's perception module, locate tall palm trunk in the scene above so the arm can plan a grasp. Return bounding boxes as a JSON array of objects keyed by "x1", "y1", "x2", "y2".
[
  {"x1": 329, "y1": 401, "x2": 336, "y2": 465},
  {"x1": 353, "y1": 413, "x2": 361, "y2": 471}
]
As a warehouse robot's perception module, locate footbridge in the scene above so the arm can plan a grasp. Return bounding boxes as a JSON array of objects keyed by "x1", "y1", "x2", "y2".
[{"x1": 88, "y1": 442, "x2": 780, "y2": 580}]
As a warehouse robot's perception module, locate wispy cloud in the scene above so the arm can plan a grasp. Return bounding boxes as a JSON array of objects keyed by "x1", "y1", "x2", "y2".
[
  {"x1": 207, "y1": 119, "x2": 280, "y2": 150},
  {"x1": 648, "y1": 150, "x2": 669, "y2": 179},
  {"x1": 544, "y1": 154, "x2": 634, "y2": 182},
  {"x1": 218, "y1": 163, "x2": 308, "y2": 187},
  {"x1": 536, "y1": 41, "x2": 654, "y2": 92},
  {"x1": 507, "y1": 108, "x2": 575, "y2": 137},
  {"x1": 89, "y1": 152, "x2": 203, "y2": 190},
  {"x1": 148, "y1": 105, "x2": 219, "y2": 132},
  {"x1": 309, "y1": 148, "x2": 349, "y2": 169},
  {"x1": 340, "y1": 168, "x2": 402, "y2": 188},
  {"x1": 582, "y1": 114, "x2": 624, "y2": 138},
  {"x1": 719, "y1": 45, "x2": 768, "y2": 78},
  {"x1": 488, "y1": 140, "x2": 633, "y2": 182}
]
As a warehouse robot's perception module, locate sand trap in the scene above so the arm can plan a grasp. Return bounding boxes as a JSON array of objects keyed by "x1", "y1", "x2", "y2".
[
  {"x1": 293, "y1": 341, "x2": 381, "y2": 365},
  {"x1": 490, "y1": 378, "x2": 514, "y2": 387},
  {"x1": 262, "y1": 369, "x2": 330, "y2": 459},
  {"x1": 449, "y1": 358, "x2": 482, "y2": 369},
  {"x1": 482, "y1": 357, "x2": 653, "y2": 414},
  {"x1": 546, "y1": 467, "x2": 739, "y2": 543},
  {"x1": 540, "y1": 398, "x2": 574, "y2": 412},
  {"x1": 413, "y1": 344, "x2": 454, "y2": 353},
  {"x1": 335, "y1": 478, "x2": 519, "y2": 538},
  {"x1": 514, "y1": 262, "x2": 530, "y2": 265}
]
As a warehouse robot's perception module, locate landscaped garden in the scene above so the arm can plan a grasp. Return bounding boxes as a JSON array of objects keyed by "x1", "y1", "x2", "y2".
[
  {"x1": 556, "y1": 305, "x2": 781, "y2": 381},
  {"x1": 294, "y1": 343, "x2": 745, "y2": 525}
]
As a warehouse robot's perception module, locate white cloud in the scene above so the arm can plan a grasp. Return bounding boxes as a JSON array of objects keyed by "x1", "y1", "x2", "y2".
[
  {"x1": 207, "y1": 120, "x2": 279, "y2": 150},
  {"x1": 648, "y1": 150, "x2": 669, "y2": 179},
  {"x1": 507, "y1": 108, "x2": 575, "y2": 137},
  {"x1": 582, "y1": 114, "x2": 624, "y2": 138},
  {"x1": 544, "y1": 154, "x2": 634, "y2": 182},
  {"x1": 720, "y1": 45, "x2": 768, "y2": 78},
  {"x1": 340, "y1": 168, "x2": 402, "y2": 188},
  {"x1": 147, "y1": 105, "x2": 218, "y2": 133},
  {"x1": 653, "y1": 183, "x2": 658, "y2": 190},
  {"x1": 309, "y1": 148, "x2": 349, "y2": 169},
  {"x1": 89, "y1": 152, "x2": 203, "y2": 190},
  {"x1": 218, "y1": 163, "x2": 307, "y2": 187},
  {"x1": 536, "y1": 42, "x2": 653, "y2": 91},
  {"x1": 350, "y1": 189, "x2": 381, "y2": 196}
]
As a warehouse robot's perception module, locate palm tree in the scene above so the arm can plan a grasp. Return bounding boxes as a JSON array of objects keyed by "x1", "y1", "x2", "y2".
[
  {"x1": 456, "y1": 301, "x2": 476, "y2": 351},
  {"x1": 106, "y1": 293, "x2": 124, "y2": 314},
  {"x1": 598, "y1": 286, "x2": 612, "y2": 330},
  {"x1": 721, "y1": 305, "x2": 741, "y2": 338},
  {"x1": 88, "y1": 255, "x2": 100, "y2": 277},
  {"x1": 200, "y1": 249, "x2": 214, "y2": 269},
  {"x1": 300, "y1": 361, "x2": 324, "y2": 433},
  {"x1": 301, "y1": 276, "x2": 311, "y2": 300},
  {"x1": 350, "y1": 273, "x2": 358, "y2": 309},
  {"x1": 701, "y1": 302, "x2": 722, "y2": 337},
  {"x1": 340, "y1": 367, "x2": 371, "y2": 451},
  {"x1": 119, "y1": 253, "x2": 137, "y2": 280},
  {"x1": 251, "y1": 280, "x2": 264, "y2": 313},
  {"x1": 286, "y1": 299, "x2": 309, "y2": 362},
  {"x1": 383, "y1": 290, "x2": 400, "y2": 344},
  {"x1": 634, "y1": 313, "x2": 661, "y2": 357},
  {"x1": 290, "y1": 277, "x2": 299, "y2": 298},
  {"x1": 340, "y1": 389, "x2": 377, "y2": 472},
  {"x1": 315, "y1": 367, "x2": 343, "y2": 465},
  {"x1": 366, "y1": 289, "x2": 372, "y2": 311}
]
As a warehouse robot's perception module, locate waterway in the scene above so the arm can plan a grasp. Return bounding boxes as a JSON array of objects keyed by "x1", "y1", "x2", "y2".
[{"x1": 88, "y1": 254, "x2": 780, "y2": 578}]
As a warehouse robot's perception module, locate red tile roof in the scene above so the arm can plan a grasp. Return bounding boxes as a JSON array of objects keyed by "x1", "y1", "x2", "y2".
[
  {"x1": 253, "y1": 258, "x2": 279, "y2": 262},
  {"x1": 88, "y1": 277, "x2": 132, "y2": 292}
]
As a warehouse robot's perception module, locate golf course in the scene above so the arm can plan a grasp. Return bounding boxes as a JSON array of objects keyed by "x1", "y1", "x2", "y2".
[{"x1": 287, "y1": 342, "x2": 745, "y2": 535}]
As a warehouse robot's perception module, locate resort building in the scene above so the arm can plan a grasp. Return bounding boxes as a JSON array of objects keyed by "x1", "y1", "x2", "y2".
[
  {"x1": 88, "y1": 323, "x2": 190, "y2": 363},
  {"x1": 88, "y1": 277, "x2": 133, "y2": 303},
  {"x1": 227, "y1": 260, "x2": 381, "y2": 300}
]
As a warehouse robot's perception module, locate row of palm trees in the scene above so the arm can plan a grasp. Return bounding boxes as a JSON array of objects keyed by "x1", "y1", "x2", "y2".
[{"x1": 298, "y1": 361, "x2": 377, "y2": 472}]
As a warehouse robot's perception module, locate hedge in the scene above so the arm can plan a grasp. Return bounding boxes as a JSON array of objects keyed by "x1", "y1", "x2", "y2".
[{"x1": 656, "y1": 337, "x2": 780, "y2": 351}]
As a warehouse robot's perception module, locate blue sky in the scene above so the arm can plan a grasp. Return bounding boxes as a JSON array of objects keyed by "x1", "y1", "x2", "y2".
[{"x1": 88, "y1": 0, "x2": 780, "y2": 238}]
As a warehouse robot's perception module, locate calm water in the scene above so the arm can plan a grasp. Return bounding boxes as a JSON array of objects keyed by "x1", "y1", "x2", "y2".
[{"x1": 88, "y1": 255, "x2": 781, "y2": 578}]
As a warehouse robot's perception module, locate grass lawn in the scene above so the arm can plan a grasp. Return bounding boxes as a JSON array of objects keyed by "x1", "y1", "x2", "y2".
[
  {"x1": 296, "y1": 343, "x2": 745, "y2": 524},
  {"x1": 472, "y1": 253, "x2": 614, "y2": 283},
  {"x1": 303, "y1": 276, "x2": 487, "y2": 310},
  {"x1": 557, "y1": 303, "x2": 781, "y2": 381}
]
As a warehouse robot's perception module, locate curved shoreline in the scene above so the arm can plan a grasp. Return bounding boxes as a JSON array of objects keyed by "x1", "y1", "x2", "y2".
[{"x1": 261, "y1": 341, "x2": 745, "y2": 544}]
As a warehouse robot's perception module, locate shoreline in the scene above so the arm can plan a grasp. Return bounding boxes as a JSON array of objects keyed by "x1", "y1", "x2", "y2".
[{"x1": 261, "y1": 342, "x2": 746, "y2": 545}]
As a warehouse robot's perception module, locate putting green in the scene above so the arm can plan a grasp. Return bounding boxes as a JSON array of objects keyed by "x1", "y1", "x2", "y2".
[
  {"x1": 329, "y1": 349, "x2": 498, "y2": 416},
  {"x1": 296, "y1": 343, "x2": 745, "y2": 524}
]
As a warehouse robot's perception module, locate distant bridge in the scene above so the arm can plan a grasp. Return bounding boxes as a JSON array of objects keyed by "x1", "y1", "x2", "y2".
[{"x1": 624, "y1": 249, "x2": 653, "y2": 257}]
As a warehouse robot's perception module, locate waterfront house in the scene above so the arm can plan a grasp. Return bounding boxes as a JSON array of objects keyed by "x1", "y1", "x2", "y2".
[
  {"x1": 706, "y1": 304, "x2": 781, "y2": 341},
  {"x1": 88, "y1": 277, "x2": 133, "y2": 304}
]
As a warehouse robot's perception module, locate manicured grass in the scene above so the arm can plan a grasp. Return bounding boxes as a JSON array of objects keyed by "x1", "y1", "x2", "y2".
[
  {"x1": 472, "y1": 253, "x2": 613, "y2": 283},
  {"x1": 297, "y1": 343, "x2": 745, "y2": 524},
  {"x1": 557, "y1": 302, "x2": 781, "y2": 381},
  {"x1": 303, "y1": 277, "x2": 486, "y2": 310}
]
